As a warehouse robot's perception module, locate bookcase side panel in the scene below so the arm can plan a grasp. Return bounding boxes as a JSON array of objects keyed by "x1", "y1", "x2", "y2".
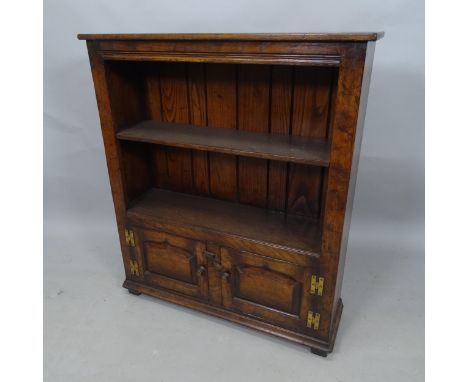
[
  {"x1": 333, "y1": 42, "x2": 376, "y2": 317},
  {"x1": 319, "y1": 42, "x2": 371, "y2": 340},
  {"x1": 86, "y1": 43, "x2": 136, "y2": 278}
]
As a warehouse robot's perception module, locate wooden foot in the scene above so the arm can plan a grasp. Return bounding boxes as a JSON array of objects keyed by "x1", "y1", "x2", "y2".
[
  {"x1": 310, "y1": 347, "x2": 328, "y2": 357},
  {"x1": 128, "y1": 288, "x2": 142, "y2": 296}
]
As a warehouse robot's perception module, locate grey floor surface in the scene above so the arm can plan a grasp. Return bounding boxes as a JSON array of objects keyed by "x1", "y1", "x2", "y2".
[{"x1": 44, "y1": 158, "x2": 424, "y2": 382}]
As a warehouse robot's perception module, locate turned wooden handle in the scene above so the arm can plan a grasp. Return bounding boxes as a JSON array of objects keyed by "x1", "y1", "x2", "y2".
[
  {"x1": 197, "y1": 266, "x2": 207, "y2": 276},
  {"x1": 204, "y1": 251, "x2": 216, "y2": 260},
  {"x1": 205, "y1": 251, "x2": 223, "y2": 270}
]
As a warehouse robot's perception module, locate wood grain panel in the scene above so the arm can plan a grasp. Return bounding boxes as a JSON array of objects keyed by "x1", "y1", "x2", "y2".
[
  {"x1": 205, "y1": 64, "x2": 237, "y2": 201},
  {"x1": 145, "y1": 63, "x2": 169, "y2": 189},
  {"x1": 320, "y1": 44, "x2": 371, "y2": 340},
  {"x1": 138, "y1": 228, "x2": 209, "y2": 299},
  {"x1": 287, "y1": 164, "x2": 324, "y2": 217},
  {"x1": 206, "y1": 242, "x2": 223, "y2": 305},
  {"x1": 187, "y1": 63, "x2": 210, "y2": 195},
  {"x1": 118, "y1": 121, "x2": 330, "y2": 166},
  {"x1": 145, "y1": 240, "x2": 197, "y2": 284},
  {"x1": 268, "y1": 66, "x2": 293, "y2": 211},
  {"x1": 220, "y1": 247, "x2": 307, "y2": 331},
  {"x1": 234, "y1": 265, "x2": 301, "y2": 315},
  {"x1": 127, "y1": 188, "x2": 322, "y2": 254},
  {"x1": 288, "y1": 67, "x2": 333, "y2": 217},
  {"x1": 145, "y1": 63, "x2": 163, "y2": 121},
  {"x1": 79, "y1": 32, "x2": 384, "y2": 42},
  {"x1": 237, "y1": 65, "x2": 270, "y2": 207},
  {"x1": 86, "y1": 43, "x2": 137, "y2": 281},
  {"x1": 106, "y1": 61, "x2": 149, "y2": 203},
  {"x1": 106, "y1": 61, "x2": 147, "y2": 130},
  {"x1": 159, "y1": 62, "x2": 193, "y2": 193},
  {"x1": 120, "y1": 141, "x2": 152, "y2": 203},
  {"x1": 291, "y1": 67, "x2": 332, "y2": 137}
]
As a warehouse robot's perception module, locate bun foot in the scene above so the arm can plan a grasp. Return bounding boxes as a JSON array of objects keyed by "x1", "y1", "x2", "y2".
[
  {"x1": 310, "y1": 347, "x2": 328, "y2": 357},
  {"x1": 128, "y1": 289, "x2": 142, "y2": 296}
]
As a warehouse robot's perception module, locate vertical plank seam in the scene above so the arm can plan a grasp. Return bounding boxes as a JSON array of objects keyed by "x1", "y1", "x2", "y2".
[
  {"x1": 143, "y1": 64, "x2": 153, "y2": 188},
  {"x1": 266, "y1": 65, "x2": 273, "y2": 209},
  {"x1": 316, "y1": 68, "x2": 336, "y2": 219},
  {"x1": 155, "y1": 65, "x2": 169, "y2": 182},
  {"x1": 285, "y1": 67, "x2": 296, "y2": 214},
  {"x1": 235, "y1": 64, "x2": 240, "y2": 203},
  {"x1": 325, "y1": 69, "x2": 336, "y2": 139},
  {"x1": 203, "y1": 64, "x2": 212, "y2": 197},
  {"x1": 143, "y1": 63, "x2": 152, "y2": 120},
  {"x1": 185, "y1": 63, "x2": 195, "y2": 192},
  {"x1": 157, "y1": 63, "x2": 164, "y2": 121}
]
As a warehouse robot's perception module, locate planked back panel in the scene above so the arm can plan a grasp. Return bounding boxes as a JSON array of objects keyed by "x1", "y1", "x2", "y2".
[{"x1": 107, "y1": 61, "x2": 337, "y2": 218}]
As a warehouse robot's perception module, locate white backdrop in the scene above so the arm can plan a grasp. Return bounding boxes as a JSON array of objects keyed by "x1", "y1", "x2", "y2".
[{"x1": 44, "y1": 1, "x2": 424, "y2": 381}]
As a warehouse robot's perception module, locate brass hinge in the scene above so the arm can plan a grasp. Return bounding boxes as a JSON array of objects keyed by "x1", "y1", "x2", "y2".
[
  {"x1": 125, "y1": 229, "x2": 135, "y2": 247},
  {"x1": 307, "y1": 311, "x2": 321, "y2": 330},
  {"x1": 129, "y1": 259, "x2": 139, "y2": 276},
  {"x1": 310, "y1": 276, "x2": 324, "y2": 296}
]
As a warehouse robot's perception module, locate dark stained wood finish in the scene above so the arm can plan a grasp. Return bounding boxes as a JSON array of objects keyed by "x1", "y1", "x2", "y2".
[
  {"x1": 287, "y1": 67, "x2": 333, "y2": 218},
  {"x1": 205, "y1": 64, "x2": 238, "y2": 201},
  {"x1": 220, "y1": 247, "x2": 312, "y2": 333},
  {"x1": 268, "y1": 66, "x2": 292, "y2": 211},
  {"x1": 127, "y1": 188, "x2": 321, "y2": 255},
  {"x1": 120, "y1": 141, "x2": 152, "y2": 203},
  {"x1": 134, "y1": 228, "x2": 209, "y2": 300},
  {"x1": 237, "y1": 65, "x2": 270, "y2": 207},
  {"x1": 117, "y1": 121, "x2": 331, "y2": 167},
  {"x1": 105, "y1": 61, "x2": 147, "y2": 131},
  {"x1": 107, "y1": 61, "x2": 335, "y2": 215},
  {"x1": 187, "y1": 63, "x2": 210, "y2": 196},
  {"x1": 78, "y1": 32, "x2": 384, "y2": 41},
  {"x1": 158, "y1": 63, "x2": 193, "y2": 193},
  {"x1": 144, "y1": 64, "x2": 168, "y2": 189},
  {"x1": 86, "y1": 44, "x2": 142, "y2": 280},
  {"x1": 81, "y1": 33, "x2": 381, "y2": 355},
  {"x1": 320, "y1": 42, "x2": 377, "y2": 340}
]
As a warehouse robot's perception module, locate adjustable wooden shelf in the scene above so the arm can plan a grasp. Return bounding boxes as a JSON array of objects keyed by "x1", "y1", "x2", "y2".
[{"x1": 79, "y1": 33, "x2": 382, "y2": 356}]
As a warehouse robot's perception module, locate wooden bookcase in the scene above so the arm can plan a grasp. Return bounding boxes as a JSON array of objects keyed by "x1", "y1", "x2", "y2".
[{"x1": 78, "y1": 33, "x2": 382, "y2": 356}]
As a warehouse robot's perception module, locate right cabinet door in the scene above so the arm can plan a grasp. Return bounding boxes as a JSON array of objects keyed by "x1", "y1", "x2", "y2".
[{"x1": 219, "y1": 247, "x2": 313, "y2": 333}]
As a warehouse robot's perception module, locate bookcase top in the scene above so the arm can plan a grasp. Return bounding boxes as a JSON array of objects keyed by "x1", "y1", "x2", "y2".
[{"x1": 77, "y1": 32, "x2": 384, "y2": 42}]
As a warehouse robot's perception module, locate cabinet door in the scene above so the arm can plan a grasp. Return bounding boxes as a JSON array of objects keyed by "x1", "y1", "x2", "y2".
[
  {"x1": 136, "y1": 228, "x2": 209, "y2": 300},
  {"x1": 219, "y1": 247, "x2": 311, "y2": 332}
]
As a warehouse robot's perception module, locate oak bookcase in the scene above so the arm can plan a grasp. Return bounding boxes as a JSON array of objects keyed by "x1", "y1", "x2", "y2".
[{"x1": 79, "y1": 33, "x2": 382, "y2": 356}]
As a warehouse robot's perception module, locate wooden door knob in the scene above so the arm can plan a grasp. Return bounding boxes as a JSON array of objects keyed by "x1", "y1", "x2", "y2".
[
  {"x1": 204, "y1": 251, "x2": 216, "y2": 260},
  {"x1": 221, "y1": 272, "x2": 231, "y2": 282},
  {"x1": 197, "y1": 266, "x2": 207, "y2": 276}
]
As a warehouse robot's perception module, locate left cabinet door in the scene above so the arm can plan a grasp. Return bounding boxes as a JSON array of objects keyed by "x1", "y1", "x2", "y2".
[{"x1": 131, "y1": 228, "x2": 209, "y2": 300}]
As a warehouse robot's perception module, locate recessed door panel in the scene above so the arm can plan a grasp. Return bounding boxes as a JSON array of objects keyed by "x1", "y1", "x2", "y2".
[
  {"x1": 136, "y1": 228, "x2": 208, "y2": 300},
  {"x1": 145, "y1": 240, "x2": 197, "y2": 284},
  {"x1": 233, "y1": 265, "x2": 301, "y2": 315},
  {"x1": 220, "y1": 247, "x2": 314, "y2": 332}
]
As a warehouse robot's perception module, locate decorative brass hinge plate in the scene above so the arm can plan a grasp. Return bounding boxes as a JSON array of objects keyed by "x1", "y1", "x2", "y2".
[
  {"x1": 310, "y1": 276, "x2": 324, "y2": 296},
  {"x1": 129, "y1": 259, "x2": 139, "y2": 276},
  {"x1": 307, "y1": 311, "x2": 321, "y2": 330},
  {"x1": 125, "y1": 229, "x2": 135, "y2": 247}
]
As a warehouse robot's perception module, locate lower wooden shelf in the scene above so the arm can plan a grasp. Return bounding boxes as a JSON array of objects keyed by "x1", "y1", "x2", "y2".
[{"x1": 126, "y1": 188, "x2": 322, "y2": 256}]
